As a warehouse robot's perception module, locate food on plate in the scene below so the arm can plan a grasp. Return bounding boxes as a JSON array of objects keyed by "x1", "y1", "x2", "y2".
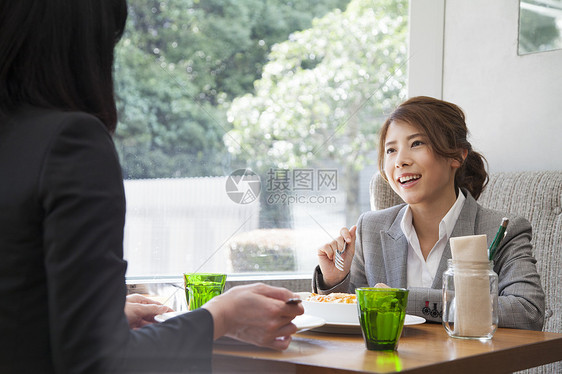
[{"x1": 306, "y1": 293, "x2": 357, "y2": 304}]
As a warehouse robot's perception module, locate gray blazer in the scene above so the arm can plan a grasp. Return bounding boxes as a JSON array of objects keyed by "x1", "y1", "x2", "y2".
[{"x1": 313, "y1": 190, "x2": 545, "y2": 330}]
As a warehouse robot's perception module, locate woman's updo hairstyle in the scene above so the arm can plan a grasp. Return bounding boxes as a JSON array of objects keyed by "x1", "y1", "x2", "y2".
[{"x1": 377, "y1": 96, "x2": 488, "y2": 200}]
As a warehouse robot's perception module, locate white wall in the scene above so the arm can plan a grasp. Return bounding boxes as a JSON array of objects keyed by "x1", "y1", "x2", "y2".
[{"x1": 409, "y1": 0, "x2": 562, "y2": 173}]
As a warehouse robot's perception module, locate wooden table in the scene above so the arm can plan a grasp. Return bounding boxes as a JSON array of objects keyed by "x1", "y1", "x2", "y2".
[{"x1": 212, "y1": 323, "x2": 562, "y2": 373}]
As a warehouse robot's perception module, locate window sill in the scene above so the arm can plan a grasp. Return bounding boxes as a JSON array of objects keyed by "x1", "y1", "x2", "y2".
[{"x1": 126, "y1": 273, "x2": 313, "y2": 310}]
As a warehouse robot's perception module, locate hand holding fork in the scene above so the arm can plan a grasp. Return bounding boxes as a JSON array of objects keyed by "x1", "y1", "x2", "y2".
[
  {"x1": 318, "y1": 226, "x2": 357, "y2": 280},
  {"x1": 334, "y1": 241, "x2": 347, "y2": 271}
]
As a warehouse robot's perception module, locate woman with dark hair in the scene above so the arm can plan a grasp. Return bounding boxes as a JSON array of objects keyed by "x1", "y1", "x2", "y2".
[
  {"x1": 0, "y1": 0, "x2": 127, "y2": 130},
  {"x1": 313, "y1": 96, "x2": 545, "y2": 330},
  {"x1": 0, "y1": 1, "x2": 303, "y2": 373}
]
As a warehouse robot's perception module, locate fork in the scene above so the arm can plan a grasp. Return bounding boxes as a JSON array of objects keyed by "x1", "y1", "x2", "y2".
[{"x1": 334, "y1": 241, "x2": 347, "y2": 271}]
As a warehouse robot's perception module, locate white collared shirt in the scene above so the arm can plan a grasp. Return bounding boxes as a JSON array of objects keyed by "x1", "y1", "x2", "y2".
[{"x1": 400, "y1": 190, "x2": 466, "y2": 288}]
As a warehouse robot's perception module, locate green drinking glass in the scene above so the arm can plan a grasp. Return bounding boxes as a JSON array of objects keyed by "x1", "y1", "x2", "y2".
[
  {"x1": 355, "y1": 288, "x2": 409, "y2": 351},
  {"x1": 184, "y1": 273, "x2": 226, "y2": 310}
]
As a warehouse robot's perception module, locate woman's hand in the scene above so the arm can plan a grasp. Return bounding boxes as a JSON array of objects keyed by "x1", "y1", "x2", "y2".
[
  {"x1": 374, "y1": 283, "x2": 390, "y2": 288},
  {"x1": 317, "y1": 226, "x2": 357, "y2": 288},
  {"x1": 203, "y1": 283, "x2": 304, "y2": 350},
  {"x1": 124, "y1": 294, "x2": 173, "y2": 329}
]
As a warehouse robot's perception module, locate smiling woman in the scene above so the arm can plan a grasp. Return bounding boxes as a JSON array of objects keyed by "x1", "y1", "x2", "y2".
[
  {"x1": 312, "y1": 96, "x2": 545, "y2": 333},
  {"x1": 378, "y1": 96, "x2": 488, "y2": 201}
]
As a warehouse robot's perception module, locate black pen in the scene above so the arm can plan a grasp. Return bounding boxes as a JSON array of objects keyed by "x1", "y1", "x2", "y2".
[{"x1": 488, "y1": 217, "x2": 509, "y2": 260}]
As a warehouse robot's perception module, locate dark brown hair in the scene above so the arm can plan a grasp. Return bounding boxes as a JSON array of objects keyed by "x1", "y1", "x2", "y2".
[
  {"x1": 377, "y1": 96, "x2": 488, "y2": 200},
  {"x1": 0, "y1": 0, "x2": 128, "y2": 132}
]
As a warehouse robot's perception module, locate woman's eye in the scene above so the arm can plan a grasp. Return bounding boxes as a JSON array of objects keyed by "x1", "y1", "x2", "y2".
[
  {"x1": 411, "y1": 140, "x2": 424, "y2": 147},
  {"x1": 385, "y1": 148, "x2": 395, "y2": 155}
]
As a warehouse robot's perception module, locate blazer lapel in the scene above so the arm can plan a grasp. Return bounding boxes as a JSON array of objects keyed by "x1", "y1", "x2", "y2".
[
  {"x1": 431, "y1": 190, "x2": 479, "y2": 288},
  {"x1": 381, "y1": 206, "x2": 408, "y2": 288}
]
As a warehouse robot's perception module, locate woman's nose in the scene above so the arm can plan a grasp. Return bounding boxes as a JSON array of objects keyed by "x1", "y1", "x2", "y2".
[{"x1": 395, "y1": 150, "x2": 412, "y2": 168}]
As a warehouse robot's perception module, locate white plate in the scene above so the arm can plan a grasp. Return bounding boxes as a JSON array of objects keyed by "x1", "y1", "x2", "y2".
[
  {"x1": 154, "y1": 310, "x2": 187, "y2": 323},
  {"x1": 404, "y1": 314, "x2": 426, "y2": 326},
  {"x1": 155, "y1": 311, "x2": 325, "y2": 333},
  {"x1": 312, "y1": 322, "x2": 362, "y2": 334},
  {"x1": 299, "y1": 292, "x2": 426, "y2": 329},
  {"x1": 293, "y1": 314, "x2": 326, "y2": 332},
  {"x1": 311, "y1": 314, "x2": 426, "y2": 334}
]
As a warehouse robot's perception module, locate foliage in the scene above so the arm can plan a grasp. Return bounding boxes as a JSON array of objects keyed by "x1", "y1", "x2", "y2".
[
  {"x1": 229, "y1": 244, "x2": 295, "y2": 272},
  {"x1": 113, "y1": 0, "x2": 350, "y2": 179},
  {"x1": 227, "y1": 229, "x2": 297, "y2": 272},
  {"x1": 225, "y1": 0, "x2": 408, "y2": 222}
]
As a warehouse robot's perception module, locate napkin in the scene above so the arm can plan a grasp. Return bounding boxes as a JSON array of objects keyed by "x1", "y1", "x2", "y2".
[{"x1": 449, "y1": 234, "x2": 492, "y2": 337}]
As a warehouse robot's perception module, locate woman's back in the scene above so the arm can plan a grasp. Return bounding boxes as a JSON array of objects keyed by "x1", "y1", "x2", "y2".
[{"x1": 0, "y1": 106, "x2": 128, "y2": 372}]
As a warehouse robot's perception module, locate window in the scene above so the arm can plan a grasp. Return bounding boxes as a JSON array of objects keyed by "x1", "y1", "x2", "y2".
[
  {"x1": 114, "y1": 0, "x2": 409, "y2": 281},
  {"x1": 519, "y1": 0, "x2": 562, "y2": 54}
]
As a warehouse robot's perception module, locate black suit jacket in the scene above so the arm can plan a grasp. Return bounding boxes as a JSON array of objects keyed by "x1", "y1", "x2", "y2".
[{"x1": 0, "y1": 106, "x2": 213, "y2": 373}]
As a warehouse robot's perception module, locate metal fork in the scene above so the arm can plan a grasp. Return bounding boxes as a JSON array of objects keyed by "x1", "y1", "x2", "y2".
[{"x1": 334, "y1": 241, "x2": 347, "y2": 271}]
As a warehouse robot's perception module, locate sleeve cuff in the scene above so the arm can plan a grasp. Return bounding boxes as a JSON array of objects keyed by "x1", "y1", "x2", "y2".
[{"x1": 312, "y1": 265, "x2": 351, "y2": 294}]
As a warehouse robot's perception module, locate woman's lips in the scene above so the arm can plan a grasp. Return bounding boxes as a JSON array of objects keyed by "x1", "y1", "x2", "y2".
[{"x1": 397, "y1": 174, "x2": 421, "y2": 188}]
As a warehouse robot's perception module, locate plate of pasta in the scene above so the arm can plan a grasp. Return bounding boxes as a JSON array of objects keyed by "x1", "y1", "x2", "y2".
[
  {"x1": 300, "y1": 292, "x2": 359, "y2": 324},
  {"x1": 297, "y1": 292, "x2": 425, "y2": 334}
]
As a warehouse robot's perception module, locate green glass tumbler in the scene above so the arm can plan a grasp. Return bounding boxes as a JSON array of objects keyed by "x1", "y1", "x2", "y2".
[
  {"x1": 355, "y1": 288, "x2": 409, "y2": 351},
  {"x1": 184, "y1": 273, "x2": 226, "y2": 310}
]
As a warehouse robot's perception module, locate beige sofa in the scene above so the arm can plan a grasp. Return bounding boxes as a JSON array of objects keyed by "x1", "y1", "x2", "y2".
[{"x1": 370, "y1": 171, "x2": 561, "y2": 373}]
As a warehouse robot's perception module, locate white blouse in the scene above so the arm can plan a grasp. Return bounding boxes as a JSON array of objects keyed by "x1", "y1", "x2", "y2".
[{"x1": 400, "y1": 190, "x2": 466, "y2": 288}]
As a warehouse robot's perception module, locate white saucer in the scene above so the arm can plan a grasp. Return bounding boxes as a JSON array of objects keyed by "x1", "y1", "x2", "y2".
[
  {"x1": 293, "y1": 314, "x2": 326, "y2": 332},
  {"x1": 154, "y1": 311, "x2": 187, "y2": 323},
  {"x1": 404, "y1": 314, "x2": 426, "y2": 326},
  {"x1": 311, "y1": 314, "x2": 425, "y2": 334}
]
